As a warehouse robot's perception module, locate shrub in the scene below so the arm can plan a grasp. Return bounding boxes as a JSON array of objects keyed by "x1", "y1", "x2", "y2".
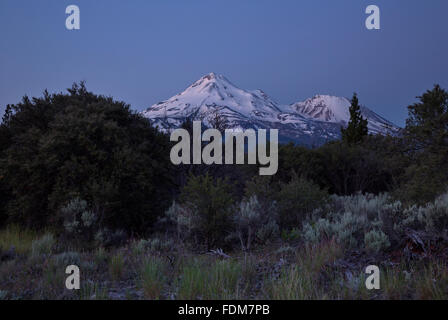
[
  {"x1": 304, "y1": 212, "x2": 368, "y2": 249},
  {"x1": 166, "y1": 174, "x2": 235, "y2": 249},
  {"x1": 333, "y1": 212, "x2": 368, "y2": 249},
  {"x1": 423, "y1": 192, "x2": 448, "y2": 234},
  {"x1": 132, "y1": 238, "x2": 174, "y2": 256},
  {"x1": 0, "y1": 83, "x2": 174, "y2": 232},
  {"x1": 277, "y1": 172, "x2": 328, "y2": 229},
  {"x1": 229, "y1": 195, "x2": 279, "y2": 250},
  {"x1": 332, "y1": 193, "x2": 389, "y2": 220},
  {"x1": 390, "y1": 191, "x2": 448, "y2": 236},
  {"x1": 302, "y1": 218, "x2": 332, "y2": 244},
  {"x1": 364, "y1": 230, "x2": 390, "y2": 253},
  {"x1": 256, "y1": 220, "x2": 280, "y2": 245},
  {"x1": 300, "y1": 191, "x2": 448, "y2": 252},
  {"x1": 60, "y1": 198, "x2": 98, "y2": 244},
  {"x1": 52, "y1": 251, "x2": 82, "y2": 266},
  {"x1": 244, "y1": 176, "x2": 278, "y2": 211},
  {"x1": 31, "y1": 233, "x2": 55, "y2": 257},
  {"x1": 147, "y1": 237, "x2": 174, "y2": 253},
  {"x1": 94, "y1": 228, "x2": 127, "y2": 248},
  {"x1": 301, "y1": 193, "x2": 388, "y2": 249}
]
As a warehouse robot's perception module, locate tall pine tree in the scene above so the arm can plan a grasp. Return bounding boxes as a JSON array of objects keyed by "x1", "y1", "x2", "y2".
[{"x1": 341, "y1": 93, "x2": 368, "y2": 144}]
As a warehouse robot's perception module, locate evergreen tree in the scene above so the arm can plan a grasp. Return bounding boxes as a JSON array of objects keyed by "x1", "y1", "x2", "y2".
[
  {"x1": 405, "y1": 84, "x2": 448, "y2": 153},
  {"x1": 0, "y1": 83, "x2": 175, "y2": 232},
  {"x1": 398, "y1": 84, "x2": 448, "y2": 203},
  {"x1": 341, "y1": 93, "x2": 368, "y2": 144}
]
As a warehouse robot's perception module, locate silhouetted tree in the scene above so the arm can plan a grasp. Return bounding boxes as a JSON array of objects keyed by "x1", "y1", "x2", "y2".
[{"x1": 341, "y1": 93, "x2": 368, "y2": 144}]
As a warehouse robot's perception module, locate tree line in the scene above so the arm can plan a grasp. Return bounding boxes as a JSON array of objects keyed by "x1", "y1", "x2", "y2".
[{"x1": 0, "y1": 82, "x2": 447, "y2": 239}]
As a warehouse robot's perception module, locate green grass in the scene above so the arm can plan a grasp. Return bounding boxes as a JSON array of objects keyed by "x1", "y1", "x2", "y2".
[
  {"x1": 264, "y1": 265, "x2": 314, "y2": 299},
  {"x1": 177, "y1": 258, "x2": 208, "y2": 299},
  {"x1": 78, "y1": 282, "x2": 109, "y2": 300},
  {"x1": 1, "y1": 224, "x2": 448, "y2": 300},
  {"x1": 0, "y1": 225, "x2": 40, "y2": 255},
  {"x1": 141, "y1": 257, "x2": 167, "y2": 299},
  {"x1": 109, "y1": 252, "x2": 125, "y2": 281},
  {"x1": 177, "y1": 257, "x2": 243, "y2": 299}
]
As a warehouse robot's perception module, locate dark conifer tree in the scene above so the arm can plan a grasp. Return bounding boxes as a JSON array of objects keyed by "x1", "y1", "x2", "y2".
[
  {"x1": 406, "y1": 84, "x2": 448, "y2": 153},
  {"x1": 341, "y1": 93, "x2": 368, "y2": 144}
]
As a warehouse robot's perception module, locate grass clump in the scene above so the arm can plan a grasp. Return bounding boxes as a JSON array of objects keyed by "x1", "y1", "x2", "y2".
[
  {"x1": 109, "y1": 252, "x2": 125, "y2": 281},
  {"x1": 177, "y1": 257, "x2": 242, "y2": 299},
  {"x1": 141, "y1": 257, "x2": 167, "y2": 299}
]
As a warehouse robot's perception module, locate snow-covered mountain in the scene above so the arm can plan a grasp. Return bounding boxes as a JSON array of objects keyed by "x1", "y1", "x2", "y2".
[{"x1": 142, "y1": 73, "x2": 400, "y2": 146}]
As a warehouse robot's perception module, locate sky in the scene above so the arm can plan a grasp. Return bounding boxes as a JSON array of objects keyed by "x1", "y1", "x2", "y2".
[{"x1": 1, "y1": 0, "x2": 447, "y2": 127}]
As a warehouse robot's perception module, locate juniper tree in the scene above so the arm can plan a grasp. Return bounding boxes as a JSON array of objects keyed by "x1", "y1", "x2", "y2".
[{"x1": 341, "y1": 93, "x2": 368, "y2": 144}]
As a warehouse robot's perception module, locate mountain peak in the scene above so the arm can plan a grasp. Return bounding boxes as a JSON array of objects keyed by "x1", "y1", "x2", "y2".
[
  {"x1": 291, "y1": 95, "x2": 351, "y2": 123},
  {"x1": 203, "y1": 72, "x2": 219, "y2": 80},
  {"x1": 187, "y1": 73, "x2": 234, "y2": 92},
  {"x1": 142, "y1": 74, "x2": 399, "y2": 145}
]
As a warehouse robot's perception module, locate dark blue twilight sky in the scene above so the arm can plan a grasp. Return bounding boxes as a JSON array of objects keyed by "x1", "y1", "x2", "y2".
[{"x1": 1, "y1": 0, "x2": 447, "y2": 126}]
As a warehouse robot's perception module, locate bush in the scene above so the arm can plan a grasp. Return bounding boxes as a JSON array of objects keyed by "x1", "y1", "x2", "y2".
[
  {"x1": 31, "y1": 233, "x2": 55, "y2": 257},
  {"x1": 52, "y1": 251, "x2": 82, "y2": 266},
  {"x1": 132, "y1": 237, "x2": 174, "y2": 255},
  {"x1": 422, "y1": 192, "x2": 448, "y2": 234},
  {"x1": 229, "y1": 195, "x2": 279, "y2": 250},
  {"x1": 364, "y1": 230, "x2": 390, "y2": 253},
  {"x1": 300, "y1": 191, "x2": 448, "y2": 252},
  {"x1": 60, "y1": 198, "x2": 98, "y2": 245},
  {"x1": 301, "y1": 194, "x2": 387, "y2": 250},
  {"x1": 396, "y1": 162, "x2": 448, "y2": 205},
  {"x1": 165, "y1": 174, "x2": 235, "y2": 249},
  {"x1": 393, "y1": 192, "x2": 448, "y2": 236},
  {"x1": 277, "y1": 172, "x2": 328, "y2": 229},
  {"x1": 332, "y1": 193, "x2": 389, "y2": 220},
  {"x1": 94, "y1": 228, "x2": 127, "y2": 248},
  {"x1": 0, "y1": 83, "x2": 174, "y2": 232},
  {"x1": 302, "y1": 218, "x2": 332, "y2": 244}
]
